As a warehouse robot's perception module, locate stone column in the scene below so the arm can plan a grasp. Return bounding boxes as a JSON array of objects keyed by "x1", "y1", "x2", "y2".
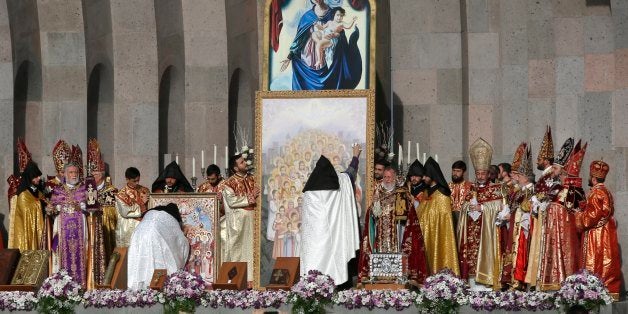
[
  {"x1": 0, "y1": 0, "x2": 13, "y2": 241},
  {"x1": 182, "y1": 0, "x2": 229, "y2": 177},
  {"x1": 110, "y1": 0, "x2": 159, "y2": 188},
  {"x1": 37, "y1": 0, "x2": 87, "y2": 174}
]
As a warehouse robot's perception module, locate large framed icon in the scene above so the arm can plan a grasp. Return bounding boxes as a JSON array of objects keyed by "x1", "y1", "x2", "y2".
[
  {"x1": 149, "y1": 193, "x2": 220, "y2": 288},
  {"x1": 262, "y1": 0, "x2": 376, "y2": 91},
  {"x1": 254, "y1": 89, "x2": 375, "y2": 288}
]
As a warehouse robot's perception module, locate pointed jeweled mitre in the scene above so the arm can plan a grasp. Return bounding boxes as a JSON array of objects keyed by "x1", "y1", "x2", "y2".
[
  {"x1": 86, "y1": 139, "x2": 106, "y2": 176},
  {"x1": 52, "y1": 140, "x2": 71, "y2": 173},
  {"x1": 469, "y1": 138, "x2": 493, "y2": 172},
  {"x1": 537, "y1": 125, "x2": 554, "y2": 161},
  {"x1": 554, "y1": 137, "x2": 574, "y2": 167},
  {"x1": 565, "y1": 140, "x2": 587, "y2": 177},
  {"x1": 520, "y1": 147, "x2": 534, "y2": 178},
  {"x1": 511, "y1": 142, "x2": 527, "y2": 172},
  {"x1": 69, "y1": 144, "x2": 84, "y2": 179},
  {"x1": 16, "y1": 138, "x2": 32, "y2": 173}
]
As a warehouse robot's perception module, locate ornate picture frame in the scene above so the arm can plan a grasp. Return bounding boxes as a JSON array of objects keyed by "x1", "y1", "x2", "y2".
[
  {"x1": 254, "y1": 89, "x2": 375, "y2": 288},
  {"x1": 262, "y1": 0, "x2": 377, "y2": 91},
  {"x1": 149, "y1": 193, "x2": 220, "y2": 287}
]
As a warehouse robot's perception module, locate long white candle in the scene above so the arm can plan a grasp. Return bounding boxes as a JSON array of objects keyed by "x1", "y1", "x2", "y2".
[
  {"x1": 201, "y1": 150, "x2": 205, "y2": 169},
  {"x1": 175, "y1": 154, "x2": 179, "y2": 164},
  {"x1": 407, "y1": 141, "x2": 411, "y2": 163},
  {"x1": 435, "y1": 154, "x2": 438, "y2": 163},
  {"x1": 225, "y1": 146, "x2": 228, "y2": 171},
  {"x1": 422, "y1": 152, "x2": 426, "y2": 164},
  {"x1": 213, "y1": 145, "x2": 217, "y2": 165},
  {"x1": 416, "y1": 143, "x2": 420, "y2": 161},
  {"x1": 192, "y1": 157, "x2": 196, "y2": 176},
  {"x1": 398, "y1": 144, "x2": 403, "y2": 167}
]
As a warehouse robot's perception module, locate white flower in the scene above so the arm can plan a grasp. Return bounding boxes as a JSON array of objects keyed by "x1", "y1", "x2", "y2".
[
  {"x1": 242, "y1": 153, "x2": 248, "y2": 159},
  {"x1": 241, "y1": 146, "x2": 249, "y2": 151},
  {"x1": 246, "y1": 160, "x2": 252, "y2": 166},
  {"x1": 249, "y1": 149, "x2": 254, "y2": 154}
]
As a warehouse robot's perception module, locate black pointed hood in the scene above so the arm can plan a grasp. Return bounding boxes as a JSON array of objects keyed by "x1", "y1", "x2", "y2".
[
  {"x1": 152, "y1": 161, "x2": 194, "y2": 192},
  {"x1": 407, "y1": 159, "x2": 425, "y2": 177},
  {"x1": 17, "y1": 161, "x2": 42, "y2": 195},
  {"x1": 424, "y1": 157, "x2": 451, "y2": 196},
  {"x1": 302, "y1": 155, "x2": 339, "y2": 192}
]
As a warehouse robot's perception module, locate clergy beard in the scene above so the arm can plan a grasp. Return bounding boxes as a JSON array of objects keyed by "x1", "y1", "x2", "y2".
[
  {"x1": 66, "y1": 178, "x2": 79, "y2": 186},
  {"x1": 382, "y1": 181, "x2": 395, "y2": 192},
  {"x1": 451, "y1": 175, "x2": 464, "y2": 183}
]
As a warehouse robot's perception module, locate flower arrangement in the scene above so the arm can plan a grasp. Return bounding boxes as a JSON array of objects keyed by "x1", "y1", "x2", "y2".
[
  {"x1": 233, "y1": 122, "x2": 254, "y2": 172},
  {"x1": 162, "y1": 270, "x2": 205, "y2": 314},
  {"x1": 0, "y1": 291, "x2": 37, "y2": 311},
  {"x1": 82, "y1": 289, "x2": 164, "y2": 308},
  {"x1": 202, "y1": 289, "x2": 288, "y2": 309},
  {"x1": 0, "y1": 270, "x2": 614, "y2": 312},
  {"x1": 334, "y1": 289, "x2": 418, "y2": 311},
  {"x1": 289, "y1": 270, "x2": 335, "y2": 314},
  {"x1": 416, "y1": 269, "x2": 469, "y2": 314},
  {"x1": 556, "y1": 269, "x2": 613, "y2": 312},
  {"x1": 36, "y1": 269, "x2": 83, "y2": 314},
  {"x1": 237, "y1": 145, "x2": 255, "y2": 171}
]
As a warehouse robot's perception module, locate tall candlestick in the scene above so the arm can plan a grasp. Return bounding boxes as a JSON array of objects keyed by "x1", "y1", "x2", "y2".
[
  {"x1": 398, "y1": 144, "x2": 403, "y2": 167},
  {"x1": 407, "y1": 141, "x2": 411, "y2": 163},
  {"x1": 422, "y1": 152, "x2": 426, "y2": 164},
  {"x1": 192, "y1": 157, "x2": 196, "y2": 176},
  {"x1": 213, "y1": 145, "x2": 217, "y2": 165},
  {"x1": 175, "y1": 154, "x2": 179, "y2": 164},
  {"x1": 416, "y1": 143, "x2": 420, "y2": 161},
  {"x1": 201, "y1": 150, "x2": 205, "y2": 169}
]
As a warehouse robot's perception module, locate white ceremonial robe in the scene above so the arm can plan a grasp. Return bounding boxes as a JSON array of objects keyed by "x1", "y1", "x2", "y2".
[
  {"x1": 127, "y1": 210, "x2": 189, "y2": 290},
  {"x1": 300, "y1": 173, "x2": 360, "y2": 284}
]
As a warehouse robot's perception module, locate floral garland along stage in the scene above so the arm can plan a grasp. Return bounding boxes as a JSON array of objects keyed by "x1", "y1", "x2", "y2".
[{"x1": 0, "y1": 269, "x2": 615, "y2": 312}]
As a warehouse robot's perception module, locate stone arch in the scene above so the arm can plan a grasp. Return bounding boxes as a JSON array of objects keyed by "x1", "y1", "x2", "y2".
[
  {"x1": 225, "y1": 0, "x2": 260, "y2": 151},
  {"x1": 155, "y1": 0, "x2": 186, "y2": 171},
  {"x1": 158, "y1": 65, "x2": 185, "y2": 170},
  {"x1": 7, "y1": 0, "x2": 43, "y2": 166},
  {"x1": 227, "y1": 68, "x2": 242, "y2": 152},
  {"x1": 82, "y1": 0, "x2": 114, "y2": 169},
  {"x1": 86, "y1": 63, "x2": 114, "y2": 154},
  {"x1": 12, "y1": 60, "x2": 41, "y2": 171}
]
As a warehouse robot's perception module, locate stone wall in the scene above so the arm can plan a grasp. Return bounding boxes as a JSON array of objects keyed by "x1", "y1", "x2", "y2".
[
  {"x1": 0, "y1": 0, "x2": 626, "y2": 288},
  {"x1": 390, "y1": 0, "x2": 628, "y2": 284}
]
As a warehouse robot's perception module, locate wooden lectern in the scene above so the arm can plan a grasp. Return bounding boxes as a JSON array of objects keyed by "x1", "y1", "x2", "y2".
[
  {"x1": 265, "y1": 257, "x2": 300, "y2": 291},
  {"x1": 213, "y1": 262, "x2": 247, "y2": 290},
  {"x1": 95, "y1": 247, "x2": 128, "y2": 289}
]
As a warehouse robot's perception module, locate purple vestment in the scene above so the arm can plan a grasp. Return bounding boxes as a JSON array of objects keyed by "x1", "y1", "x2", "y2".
[{"x1": 51, "y1": 183, "x2": 87, "y2": 286}]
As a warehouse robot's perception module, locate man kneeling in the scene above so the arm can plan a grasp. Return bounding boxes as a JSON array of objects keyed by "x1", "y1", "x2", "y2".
[{"x1": 127, "y1": 203, "x2": 189, "y2": 289}]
